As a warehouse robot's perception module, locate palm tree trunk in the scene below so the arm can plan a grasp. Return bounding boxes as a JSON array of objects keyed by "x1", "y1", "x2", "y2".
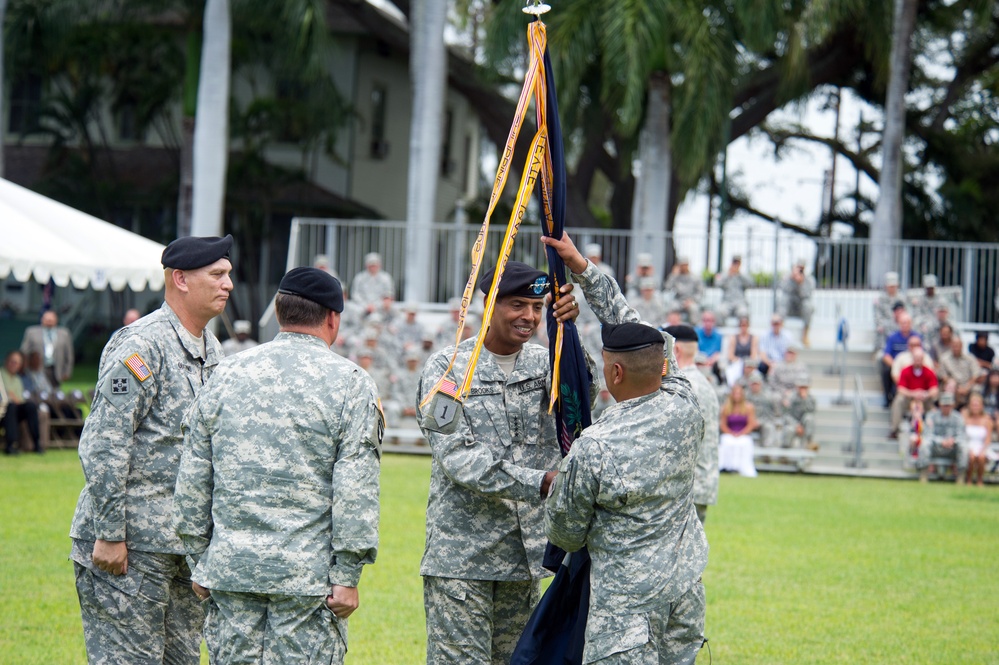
[
  {"x1": 630, "y1": 72, "x2": 672, "y2": 279},
  {"x1": 0, "y1": 0, "x2": 8, "y2": 179},
  {"x1": 191, "y1": 0, "x2": 231, "y2": 238},
  {"x1": 404, "y1": 0, "x2": 447, "y2": 302},
  {"x1": 869, "y1": 0, "x2": 918, "y2": 288}
]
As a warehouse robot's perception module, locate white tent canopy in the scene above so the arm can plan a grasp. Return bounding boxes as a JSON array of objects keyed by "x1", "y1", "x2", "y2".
[{"x1": 0, "y1": 178, "x2": 166, "y2": 292}]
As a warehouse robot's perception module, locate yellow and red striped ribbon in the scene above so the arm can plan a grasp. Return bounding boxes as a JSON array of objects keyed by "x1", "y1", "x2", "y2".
[{"x1": 421, "y1": 21, "x2": 560, "y2": 410}]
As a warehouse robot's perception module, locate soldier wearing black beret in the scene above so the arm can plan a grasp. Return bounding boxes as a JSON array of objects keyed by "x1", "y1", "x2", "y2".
[
  {"x1": 278, "y1": 267, "x2": 345, "y2": 314},
  {"x1": 71, "y1": 234, "x2": 235, "y2": 664},
  {"x1": 417, "y1": 259, "x2": 589, "y2": 665}
]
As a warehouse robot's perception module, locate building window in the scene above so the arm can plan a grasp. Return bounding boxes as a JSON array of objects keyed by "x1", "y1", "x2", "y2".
[
  {"x1": 369, "y1": 83, "x2": 388, "y2": 159},
  {"x1": 8, "y1": 73, "x2": 43, "y2": 135},
  {"x1": 116, "y1": 101, "x2": 143, "y2": 142},
  {"x1": 440, "y1": 107, "x2": 455, "y2": 177}
]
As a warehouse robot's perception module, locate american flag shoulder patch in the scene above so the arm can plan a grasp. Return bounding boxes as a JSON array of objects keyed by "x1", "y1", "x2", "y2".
[
  {"x1": 438, "y1": 378, "x2": 459, "y2": 398},
  {"x1": 123, "y1": 353, "x2": 152, "y2": 382}
]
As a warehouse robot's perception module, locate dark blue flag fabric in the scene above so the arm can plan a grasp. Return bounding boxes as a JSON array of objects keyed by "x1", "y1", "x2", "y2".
[{"x1": 510, "y1": 38, "x2": 593, "y2": 665}]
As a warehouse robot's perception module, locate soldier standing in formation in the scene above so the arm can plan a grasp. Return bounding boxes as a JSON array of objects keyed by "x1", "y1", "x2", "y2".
[
  {"x1": 173, "y1": 267, "x2": 381, "y2": 664},
  {"x1": 69, "y1": 234, "x2": 233, "y2": 664},
  {"x1": 777, "y1": 259, "x2": 815, "y2": 347},
  {"x1": 545, "y1": 321, "x2": 708, "y2": 664},
  {"x1": 416, "y1": 261, "x2": 586, "y2": 665},
  {"x1": 668, "y1": 324, "x2": 720, "y2": 525},
  {"x1": 714, "y1": 255, "x2": 752, "y2": 322}
]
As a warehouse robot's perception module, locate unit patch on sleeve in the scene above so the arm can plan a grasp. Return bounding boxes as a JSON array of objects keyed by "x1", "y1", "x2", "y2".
[
  {"x1": 123, "y1": 353, "x2": 152, "y2": 381},
  {"x1": 111, "y1": 377, "x2": 130, "y2": 394}
]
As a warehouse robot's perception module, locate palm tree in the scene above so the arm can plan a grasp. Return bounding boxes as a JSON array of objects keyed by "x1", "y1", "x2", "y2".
[
  {"x1": 869, "y1": 0, "x2": 919, "y2": 287},
  {"x1": 404, "y1": 0, "x2": 447, "y2": 302}
]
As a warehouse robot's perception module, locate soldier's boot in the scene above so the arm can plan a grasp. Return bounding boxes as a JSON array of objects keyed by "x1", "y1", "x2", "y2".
[{"x1": 806, "y1": 440, "x2": 820, "y2": 452}]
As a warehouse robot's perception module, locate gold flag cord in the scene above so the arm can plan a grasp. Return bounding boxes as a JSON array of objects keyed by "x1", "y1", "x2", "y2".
[{"x1": 421, "y1": 21, "x2": 554, "y2": 409}]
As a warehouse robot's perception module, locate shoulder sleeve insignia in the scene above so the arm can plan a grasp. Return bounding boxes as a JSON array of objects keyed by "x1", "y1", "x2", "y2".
[{"x1": 123, "y1": 353, "x2": 152, "y2": 382}]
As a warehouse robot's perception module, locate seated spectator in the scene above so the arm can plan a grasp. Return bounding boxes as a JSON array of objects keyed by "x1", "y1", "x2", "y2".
[
  {"x1": 937, "y1": 336, "x2": 982, "y2": 408},
  {"x1": 734, "y1": 357, "x2": 761, "y2": 390},
  {"x1": 968, "y1": 331, "x2": 995, "y2": 370},
  {"x1": 312, "y1": 253, "x2": 339, "y2": 279},
  {"x1": 624, "y1": 252, "x2": 656, "y2": 301},
  {"x1": 221, "y1": 320, "x2": 258, "y2": 355},
  {"x1": 356, "y1": 348, "x2": 392, "y2": 402},
  {"x1": 350, "y1": 252, "x2": 395, "y2": 314},
  {"x1": 387, "y1": 352, "x2": 423, "y2": 426},
  {"x1": 745, "y1": 371, "x2": 782, "y2": 447},
  {"x1": 718, "y1": 383, "x2": 758, "y2": 477},
  {"x1": 881, "y1": 313, "x2": 920, "y2": 406},
  {"x1": 583, "y1": 243, "x2": 615, "y2": 279},
  {"x1": 891, "y1": 348, "x2": 939, "y2": 438},
  {"x1": 784, "y1": 378, "x2": 818, "y2": 451},
  {"x1": 769, "y1": 344, "x2": 810, "y2": 402},
  {"x1": 1, "y1": 350, "x2": 42, "y2": 454},
  {"x1": 759, "y1": 313, "x2": 794, "y2": 376},
  {"x1": 981, "y1": 369, "x2": 999, "y2": 422},
  {"x1": 927, "y1": 304, "x2": 953, "y2": 350},
  {"x1": 917, "y1": 393, "x2": 966, "y2": 483},
  {"x1": 873, "y1": 272, "x2": 902, "y2": 353},
  {"x1": 929, "y1": 323, "x2": 954, "y2": 363},
  {"x1": 664, "y1": 307, "x2": 684, "y2": 328},
  {"x1": 21, "y1": 350, "x2": 54, "y2": 395},
  {"x1": 696, "y1": 311, "x2": 724, "y2": 383},
  {"x1": 663, "y1": 256, "x2": 703, "y2": 323},
  {"x1": 396, "y1": 303, "x2": 426, "y2": 351},
  {"x1": 961, "y1": 392, "x2": 992, "y2": 487},
  {"x1": 891, "y1": 335, "x2": 936, "y2": 386},
  {"x1": 633, "y1": 277, "x2": 666, "y2": 326},
  {"x1": 724, "y1": 315, "x2": 760, "y2": 386}
]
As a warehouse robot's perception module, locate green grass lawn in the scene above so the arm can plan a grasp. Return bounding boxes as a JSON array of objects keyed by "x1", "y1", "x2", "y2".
[{"x1": 1, "y1": 452, "x2": 997, "y2": 664}]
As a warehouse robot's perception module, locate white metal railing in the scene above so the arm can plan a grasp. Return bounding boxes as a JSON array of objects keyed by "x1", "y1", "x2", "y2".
[{"x1": 285, "y1": 218, "x2": 999, "y2": 323}]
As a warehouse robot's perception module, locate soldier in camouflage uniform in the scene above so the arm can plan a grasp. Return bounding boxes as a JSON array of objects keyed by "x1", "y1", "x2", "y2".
[
  {"x1": 668, "y1": 324, "x2": 719, "y2": 525},
  {"x1": 350, "y1": 252, "x2": 395, "y2": 313},
  {"x1": 714, "y1": 255, "x2": 752, "y2": 322},
  {"x1": 873, "y1": 272, "x2": 902, "y2": 353},
  {"x1": 783, "y1": 378, "x2": 818, "y2": 451},
  {"x1": 910, "y1": 274, "x2": 948, "y2": 337},
  {"x1": 768, "y1": 344, "x2": 811, "y2": 401},
  {"x1": 417, "y1": 261, "x2": 586, "y2": 665},
  {"x1": 69, "y1": 235, "x2": 234, "y2": 664},
  {"x1": 387, "y1": 351, "x2": 424, "y2": 426},
  {"x1": 777, "y1": 259, "x2": 815, "y2": 346},
  {"x1": 746, "y1": 372, "x2": 782, "y2": 448},
  {"x1": 917, "y1": 392, "x2": 967, "y2": 483},
  {"x1": 546, "y1": 322, "x2": 708, "y2": 665},
  {"x1": 173, "y1": 267, "x2": 382, "y2": 664},
  {"x1": 663, "y1": 256, "x2": 703, "y2": 324}
]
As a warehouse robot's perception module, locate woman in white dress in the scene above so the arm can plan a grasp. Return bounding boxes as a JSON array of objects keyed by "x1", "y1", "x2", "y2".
[
  {"x1": 719, "y1": 383, "x2": 759, "y2": 477},
  {"x1": 961, "y1": 392, "x2": 993, "y2": 487}
]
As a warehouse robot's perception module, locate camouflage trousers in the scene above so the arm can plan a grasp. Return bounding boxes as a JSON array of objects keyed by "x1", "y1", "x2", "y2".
[
  {"x1": 582, "y1": 581, "x2": 705, "y2": 665},
  {"x1": 72, "y1": 546, "x2": 204, "y2": 665},
  {"x1": 779, "y1": 298, "x2": 814, "y2": 327},
  {"x1": 204, "y1": 591, "x2": 346, "y2": 665},
  {"x1": 424, "y1": 576, "x2": 541, "y2": 665}
]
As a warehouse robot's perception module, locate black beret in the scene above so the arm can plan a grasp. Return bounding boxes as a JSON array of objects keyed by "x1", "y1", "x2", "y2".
[
  {"x1": 602, "y1": 322, "x2": 665, "y2": 352},
  {"x1": 663, "y1": 324, "x2": 698, "y2": 343},
  {"x1": 478, "y1": 261, "x2": 550, "y2": 299},
  {"x1": 162, "y1": 234, "x2": 233, "y2": 270},
  {"x1": 278, "y1": 267, "x2": 344, "y2": 313}
]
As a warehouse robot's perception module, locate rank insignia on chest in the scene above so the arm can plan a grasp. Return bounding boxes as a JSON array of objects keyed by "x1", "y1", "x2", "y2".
[
  {"x1": 423, "y1": 392, "x2": 463, "y2": 435},
  {"x1": 111, "y1": 377, "x2": 129, "y2": 394},
  {"x1": 123, "y1": 353, "x2": 152, "y2": 382}
]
